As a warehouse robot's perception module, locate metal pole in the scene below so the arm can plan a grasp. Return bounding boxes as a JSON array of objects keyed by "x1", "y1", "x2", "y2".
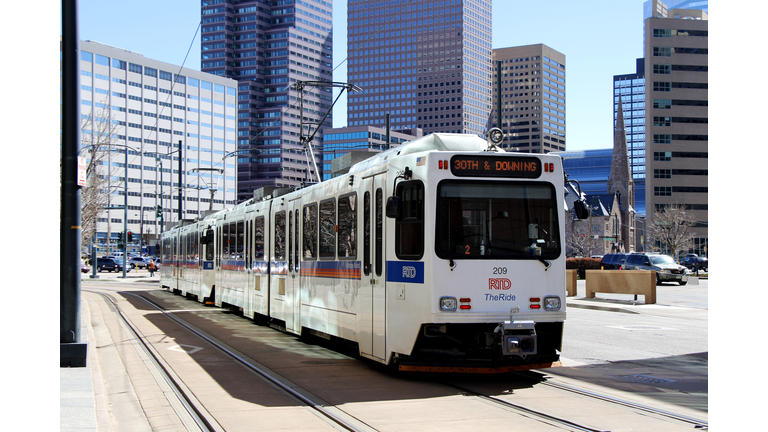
[
  {"x1": 61, "y1": 0, "x2": 87, "y2": 366},
  {"x1": 122, "y1": 146, "x2": 128, "y2": 277},
  {"x1": 178, "y1": 140, "x2": 183, "y2": 222},
  {"x1": 496, "y1": 60, "x2": 502, "y2": 131}
]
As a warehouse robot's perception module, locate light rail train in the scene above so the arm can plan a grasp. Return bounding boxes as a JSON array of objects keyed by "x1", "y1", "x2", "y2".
[{"x1": 160, "y1": 130, "x2": 589, "y2": 372}]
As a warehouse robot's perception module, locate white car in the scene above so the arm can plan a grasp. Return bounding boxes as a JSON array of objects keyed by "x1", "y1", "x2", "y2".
[{"x1": 128, "y1": 256, "x2": 149, "y2": 269}]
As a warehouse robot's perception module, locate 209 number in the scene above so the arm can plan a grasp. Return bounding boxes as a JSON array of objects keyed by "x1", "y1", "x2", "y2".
[{"x1": 493, "y1": 267, "x2": 508, "y2": 275}]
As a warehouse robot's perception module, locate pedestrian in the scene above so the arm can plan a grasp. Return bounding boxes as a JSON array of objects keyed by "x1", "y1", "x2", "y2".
[{"x1": 148, "y1": 259, "x2": 156, "y2": 277}]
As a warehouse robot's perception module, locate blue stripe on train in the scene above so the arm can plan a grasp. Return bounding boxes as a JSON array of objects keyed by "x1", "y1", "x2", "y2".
[{"x1": 386, "y1": 261, "x2": 424, "y2": 284}]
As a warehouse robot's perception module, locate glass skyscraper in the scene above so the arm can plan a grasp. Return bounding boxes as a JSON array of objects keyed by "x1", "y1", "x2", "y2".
[
  {"x1": 201, "y1": 0, "x2": 335, "y2": 202},
  {"x1": 346, "y1": 0, "x2": 493, "y2": 137}
]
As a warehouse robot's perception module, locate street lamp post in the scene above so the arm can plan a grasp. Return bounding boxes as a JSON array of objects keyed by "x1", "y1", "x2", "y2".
[{"x1": 157, "y1": 145, "x2": 181, "y2": 240}]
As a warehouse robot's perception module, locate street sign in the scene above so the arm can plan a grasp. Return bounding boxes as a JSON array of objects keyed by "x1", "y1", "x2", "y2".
[{"x1": 77, "y1": 156, "x2": 87, "y2": 186}]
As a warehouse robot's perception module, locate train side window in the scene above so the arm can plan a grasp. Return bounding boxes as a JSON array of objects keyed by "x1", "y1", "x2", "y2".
[
  {"x1": 294, "y1": 209, "x2": 300, "y2": 270},
  {"x1": 288, "y1": 211, "x2": 293, "y2": 271},
  {"x1": 193, "y1": 229, "x2": 199, "y2": 264},
  {"x1": 319, "y1": 199, "x2": 336, "y2": 259},
  {"x1": 303, "y1": 204, "x2": 317, "y2": 260},
  {"x1": 375, "y1": 188, "x2": 383, "y2": 276},
  {"x1": 254, "y1": 217, "x2": 265, "y2": 259},
  {"x1": 395, "y1": 181, "x2": 425, "y2": 260},
  {"x1": 275, "y1": 211, "x2": 286, "y2": 261},
  {"x1": 246, "y1": 220, "x2": 252, "y2": 269},
  {"x1": 223, "y1": 223, "x2": 230, "y2": 257},
  {"x1": 364, "y1": 191, "x2": 371, "y2": 276},
  {"x1": 338, "y1": 193, "x2": 357, "y2": 259},
  {"x1": 236, "y1": 221, "x2": 244, "y2": 263},
  {"x1": 204, "y1": 229, "x2": 214, "y2": 261}
]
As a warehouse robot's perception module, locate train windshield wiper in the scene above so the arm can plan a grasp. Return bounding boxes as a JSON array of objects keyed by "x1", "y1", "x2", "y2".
[{"x1": 527, "y1": 251, "x2": 551, "y2": 271}]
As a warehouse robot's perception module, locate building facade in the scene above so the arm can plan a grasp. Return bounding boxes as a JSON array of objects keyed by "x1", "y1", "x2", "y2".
[
  {"x1": 644, "y1": 8, "x2": 708, "y2": 255},
  {"x1": 492, "y1": 44, "x2": 566, "y2": 153},
  {"x1": 78, "y1": 40, "x2": 238, "y2": 254},
  {"x1": 200, "y1": 0, "x2": 335, "y2": 201},
  {"x1": 346, "y1": 0, "x2": 492, "y2": 137},
  {"x1": 322, "y1": 126, "x2": 423, "y2": 179}
]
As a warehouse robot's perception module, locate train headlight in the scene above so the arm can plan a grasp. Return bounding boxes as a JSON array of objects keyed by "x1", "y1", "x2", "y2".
[
  {"x1": 440, "y1": 296, "x2": 457, "y2": 312},
  {"x1": 543, "y1": 296, "x2": 561, "y2": 311}
]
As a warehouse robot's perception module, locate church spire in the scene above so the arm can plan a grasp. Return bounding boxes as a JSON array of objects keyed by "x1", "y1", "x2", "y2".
[
  {"x1": 607, "y1": 95, "x2": 635, "y2": 252},
  {"x1": 608, "y1": 95, "x2": 633, "y2": 197}
]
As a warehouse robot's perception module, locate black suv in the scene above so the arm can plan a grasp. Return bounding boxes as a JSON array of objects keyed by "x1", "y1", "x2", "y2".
[
  {"x1": 682, "y1": 255, "x2": 708, "y2": 272},
  {"x1": 95, "y1": 257, "x2": 129, "y2": 273},
  {"x1": 623, "y1": 253, "x2": 688, "y2": 285},
  {"x1": 600, "y1": 253, "x2": 628, "y2": 270}
]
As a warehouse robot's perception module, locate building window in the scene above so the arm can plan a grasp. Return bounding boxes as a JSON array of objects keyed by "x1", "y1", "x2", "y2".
[
  {"x1": 653, "y1": 82, "x2": 671, "y2": 92},
  {"x1": 654, "y1": 134, "x2": 672, "y2": 144},
  {"x1": 653, "y1": 64, "x2": 671, "y2": 74},
  {"x1": 654, "y1": 186, "x2": 672, "y2": 196},
  {"x1": 653, "y1": 29, "x2": 672, "y2": 38},
  {"x1": 654, "y1": 169, "x2": 671, "y2": 179},
  {"x1": 653, "y1": 47, "x2": 672, "y2": 57},
  {"x1": 654, "y1": 151, "x2": 672, "y2": 162},
  {"x1": 653, "y1": 99, "x2": 672, "y2": 109},
  {"x1": 653, "y1": 116, "x2": 671, "y2": 127}
]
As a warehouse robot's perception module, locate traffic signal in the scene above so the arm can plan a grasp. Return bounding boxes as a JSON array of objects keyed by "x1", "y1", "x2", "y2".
[
  {"x1": 118, "y1": 232, "x2": 125, "y2": 250},
  {"x1": 156, "y1": 205, "x2": 162, "y2": 219},
  {"x1": 127, "y1": 231, "x2": 133, "y2": 243}
]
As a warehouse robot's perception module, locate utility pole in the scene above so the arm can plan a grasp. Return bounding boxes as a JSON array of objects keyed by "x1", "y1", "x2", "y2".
[
  {"x1": 61, "y1": 0, "x2": 87, "y2": 367},
  {"x1": 178, "y1": 140, "x2": 183, "y2": 222}
]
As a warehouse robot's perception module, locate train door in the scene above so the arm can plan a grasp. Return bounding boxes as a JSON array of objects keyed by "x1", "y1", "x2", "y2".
[
  {"x1": 215, "y1": 221, "x2": 224, "y2": 307},
  {"x1": 361, "y1": 174, "x2": 387, "y2": 360},
  {"x1": 284, "y1": 198, "x2": 301, "y2": 334},
  {"x1": 243, "y1": 210, "x2": 254, "y2": 317}
]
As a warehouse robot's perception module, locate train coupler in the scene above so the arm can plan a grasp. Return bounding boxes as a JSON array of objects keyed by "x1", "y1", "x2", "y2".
[{"x1": 494, "y1": 321, "x2": 537, "y2": 357}]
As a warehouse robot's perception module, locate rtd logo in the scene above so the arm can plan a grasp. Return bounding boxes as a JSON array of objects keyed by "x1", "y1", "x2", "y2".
[
  {"x1": 402, "y1": 266, "x2": 417, "y2": 279},
  {"x1": 489, "y1": 278, "x2": 512, "y2": 290}
]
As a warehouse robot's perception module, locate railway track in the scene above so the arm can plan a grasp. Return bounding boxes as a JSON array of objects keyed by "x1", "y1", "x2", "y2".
[
  {"x1": 85, "y1": 285, "x2": 707, "y2": 432},
  {"x1": 447, "y1": 378, "x2": 708, "y2": 431},
  {"x1": 88, "y1": 288, "x2": 377, "y2": 432}
]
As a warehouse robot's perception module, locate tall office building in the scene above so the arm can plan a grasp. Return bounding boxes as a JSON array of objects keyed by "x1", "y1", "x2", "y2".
[
  {"x1": 644, "y1": 7, "x2": 708, "y2": 254},
  {"x1": 643, "y1": 0, "x2": 708, "y2": 20},
  {"x1": 78, "y1": 40, "x2": 238, "y2": 253},
  {"x1": 613, "y1": 58, "x2": 647, "y2": 215},
  {"x1": 346, "y1": 0, "x2": 493, "y2": 137},
  {"x1": 200, "y1": 0, "x2": 334, "y2": 201},
  {"x1": 322, "y1": 126, "x2": 423, "y2": 178},
  {"x1": 492, "y1": 44, "x2": 566, "y2": 153}
]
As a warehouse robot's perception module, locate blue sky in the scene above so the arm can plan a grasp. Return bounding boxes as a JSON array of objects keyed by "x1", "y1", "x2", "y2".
[{"x1": 77, "y1": 0, "x2": 649, "y2": 151}]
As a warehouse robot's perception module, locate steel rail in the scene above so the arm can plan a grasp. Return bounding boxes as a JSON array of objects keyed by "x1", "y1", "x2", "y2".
[
  {"x1": 448, "y1": 383, "x2": 608, "y2": 432},
  {"x1": 124, "y1": 291, "x2": 378, "y2": 432},
  {"x1": 87, "y1": 290, "x2": 221, "y2": 432},
  {"x1": 511, "y1": 371, "x2": 708, "y2": 430}
]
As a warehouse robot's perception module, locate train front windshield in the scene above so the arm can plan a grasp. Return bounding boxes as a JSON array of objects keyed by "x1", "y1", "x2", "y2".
[{"x1": 435, "y1": 181, "x2": 561, "y2": 260}]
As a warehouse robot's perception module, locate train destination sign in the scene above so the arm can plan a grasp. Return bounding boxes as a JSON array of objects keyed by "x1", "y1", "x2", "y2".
[{"x1": 450, "y1": 155, "x2": 542, "y2": 178}]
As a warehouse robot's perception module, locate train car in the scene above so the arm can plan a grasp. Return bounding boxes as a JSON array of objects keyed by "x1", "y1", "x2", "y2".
[{"x1": 160, "y1": 130, "x2": 589, "y2": 372}]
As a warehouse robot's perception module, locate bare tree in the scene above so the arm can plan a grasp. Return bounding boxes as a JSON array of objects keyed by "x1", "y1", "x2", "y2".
[
  {"x1": 568, "y1": 222, "x2": 600, "y2": 257},
  {"x1": 647, "y1": 203, "x2": 695, "y2": 259},
  {"x1": 80, "y1": 101, "x2": 124, "y2": 249}
]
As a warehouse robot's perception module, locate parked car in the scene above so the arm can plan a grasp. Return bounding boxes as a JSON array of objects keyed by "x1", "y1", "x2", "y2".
[
  {"x1": 95, "y1": 257, "x2": 129, "y2": 273},
  {"x1": 129, "y1": 256, "x2": 150, "y2": 269},
  {"x1": 81, "y1": 261, "x2": 91, "y2": 273},
  {"x1": 682, "y1": 256, "x2": 708, "y2": 272},
  {"x1": 623, "y1": 252, "x2": 688, "y2": 285},
  {"x1": 600, "y1": 253, "x2": 628, "y2": 270}
]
